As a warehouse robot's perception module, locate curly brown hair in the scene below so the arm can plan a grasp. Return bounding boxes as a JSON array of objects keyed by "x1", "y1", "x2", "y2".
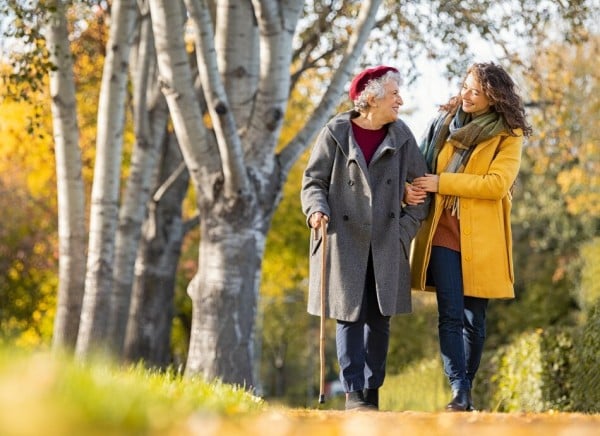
[{"x1": 440, "y1": 62, "x2": 533, "y2": 137}]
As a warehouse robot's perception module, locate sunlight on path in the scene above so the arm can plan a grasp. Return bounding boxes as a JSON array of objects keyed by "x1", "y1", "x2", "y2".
[{"x1": 186, "y1": 409, "x2": 600, "y2": 436}]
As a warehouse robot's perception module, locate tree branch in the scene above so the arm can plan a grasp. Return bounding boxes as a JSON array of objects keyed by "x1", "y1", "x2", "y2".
[
  {"x1": 148, "y1": 0, "x2": 222, "y2": 203},
  {"x1": 290, "y1": 43, "x2": 344, "y2": 90},
  {"x1": 243, "y1": 0, "x2": 303, "y2": 166},
  {"x1": 184, "y1": 0, "x2": 249, "y2": 199},
  {"x1": 278, "y1": 0, "x2": 383, "y2": 176},
  {"x1": 216, "y1": 0, "x2": 259, "y2": 136}
]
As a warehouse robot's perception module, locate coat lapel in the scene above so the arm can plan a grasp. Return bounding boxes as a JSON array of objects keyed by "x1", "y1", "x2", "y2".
[{"x1": 347, "y1": 131, "x2": 369, "y2": 176}]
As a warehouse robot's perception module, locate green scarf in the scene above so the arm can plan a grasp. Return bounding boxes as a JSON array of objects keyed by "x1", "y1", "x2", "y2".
[{"x1": 420, "y1": 107, "x2": 507, "y2": 216}]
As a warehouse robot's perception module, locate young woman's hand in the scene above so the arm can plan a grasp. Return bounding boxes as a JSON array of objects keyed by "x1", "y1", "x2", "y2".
[{"x1": 413, "y1": 174, "x2": 440, "y2": 193}]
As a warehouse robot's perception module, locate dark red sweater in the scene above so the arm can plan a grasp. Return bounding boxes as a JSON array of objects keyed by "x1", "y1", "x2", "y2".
[{"x1": 351, "y1": 121, "x2": 387, "y2": 165}]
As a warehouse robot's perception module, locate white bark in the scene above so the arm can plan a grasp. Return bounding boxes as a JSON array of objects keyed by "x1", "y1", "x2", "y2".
[
  {"x1": 76, "y1": 0, "x2": 138, "y2": 358},
  {"x1": 215, "y1": 0, "x2": 259, "y2": 132},
  {"x1": 184, "y1": 0, "x2": 248, "y2": 198},
  {"x1": 123, "y1": 133, "x2": 189, "y2": 366},
  {"x1": 245, "y1": 0, "x2": 302, "y2": 166},
  {"x1": 148, "y1": 0, "x2": 221, "y2": 197},
  {"x1": 45, "y1": 0, "x2": 87, "y2": 349},
  {"x1": 149, "y1": 0, "x2": 262, "y2": 384},
  {"x1": 185, "y1": 229, "x2": 264, "y2": 384},
  {"x1": 109, "y1": 6, "x2": 168, "y2": 354}
]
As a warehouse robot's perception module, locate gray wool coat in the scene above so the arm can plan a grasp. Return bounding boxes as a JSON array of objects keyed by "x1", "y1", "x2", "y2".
[{"x1": 301, "y1": 110, "x2": 430, "y2": 322}]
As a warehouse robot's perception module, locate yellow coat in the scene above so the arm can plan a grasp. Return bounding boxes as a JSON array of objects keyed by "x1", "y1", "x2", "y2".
[{"x1": 410, "y1": 129, "x2": 523, "y2": 299}]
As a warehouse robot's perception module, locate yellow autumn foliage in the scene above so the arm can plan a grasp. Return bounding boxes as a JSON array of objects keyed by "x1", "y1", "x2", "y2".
[
  {"x1": 525, "y1": 35, "x2": 600, "y2": 218},
  {"x1": 0, "y1": 9, "x2": 114, "y2": 346}
]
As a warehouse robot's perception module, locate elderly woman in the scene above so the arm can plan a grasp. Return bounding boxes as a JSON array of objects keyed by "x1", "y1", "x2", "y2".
[{"x1": 301, "y1": 66, "x2": 430, "y2": 410}]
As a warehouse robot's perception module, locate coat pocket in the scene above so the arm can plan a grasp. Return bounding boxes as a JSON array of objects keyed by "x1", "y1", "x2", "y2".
[
  {"x1": 311, "y1": 233, "x2": 323, "y2": 256},
  {"x1": 399, "y1": 227, "x2": 410, "y2": 260}
]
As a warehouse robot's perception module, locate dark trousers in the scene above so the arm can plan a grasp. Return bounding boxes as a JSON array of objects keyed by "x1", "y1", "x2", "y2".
[
  {"x1": 429, "y1": 246, "x2": 488, "y2": 392},
  {"x1": 336, "y1": 253, "x2": 390, "y2": 393}
]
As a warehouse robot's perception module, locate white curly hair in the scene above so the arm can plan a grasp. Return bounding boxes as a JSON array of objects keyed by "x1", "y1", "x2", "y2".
[{"x1": 352, "y1": 70, "x2": 403, "y2": 112}]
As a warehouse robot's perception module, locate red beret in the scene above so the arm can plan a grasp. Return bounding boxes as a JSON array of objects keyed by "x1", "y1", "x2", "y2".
[{"x1": 349, "y1": 66, "x2": 399, "y2": 101}]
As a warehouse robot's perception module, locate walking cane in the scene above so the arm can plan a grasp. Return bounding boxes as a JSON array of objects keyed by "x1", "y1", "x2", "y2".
[{"x1": 317, "y1": 217, "x2": 328, "y2": 404}]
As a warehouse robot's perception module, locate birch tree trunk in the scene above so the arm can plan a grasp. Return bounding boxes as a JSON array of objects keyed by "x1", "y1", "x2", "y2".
[
  {"x1": 76, "y1": 0, "x2": 138, "y2": 358},
  {"x1": 123, "y1": 133, "x2": 190, "y2": 366},
  {"x1": 108, "y1": 4, "x2": 168, "y2": 355},
  {"x1": 45, "y1": 0, "x2": 87, "y2": 349},
  {"x1": 149, "y1": 0, "x2": 257, "y2": 384},
  {"x1": 215, "y1": 0, "x2": 259, "y2": 131}
]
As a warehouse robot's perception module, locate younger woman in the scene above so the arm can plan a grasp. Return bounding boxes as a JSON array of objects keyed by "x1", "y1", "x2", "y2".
[{"x1": 408, "y1": 62, "x2": 532, "y2": 411}]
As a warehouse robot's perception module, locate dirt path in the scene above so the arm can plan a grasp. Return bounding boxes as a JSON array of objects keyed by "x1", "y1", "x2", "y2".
[{"x1": 189, "y1": 409, "x2": 600, "y2": 436}]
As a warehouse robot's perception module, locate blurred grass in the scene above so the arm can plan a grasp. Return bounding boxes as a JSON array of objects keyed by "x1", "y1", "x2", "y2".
[
  {"x1": 2, "y1": 347, "x2": 598, "y2": 436},
  {"x1": 381, "y1": 357, "x2": 451, "y2": 412},
  {"x1": 0, "y1": 347, "x2": 265, "y2": 436}
]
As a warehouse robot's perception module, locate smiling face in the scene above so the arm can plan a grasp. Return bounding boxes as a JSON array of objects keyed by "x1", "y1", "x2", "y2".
[
  {"x1": 461, "y1": 72, "x2": 492, "y2": 117},
  {"x1": 371, "y1": 80, "x2": 403, "y2": 124}
]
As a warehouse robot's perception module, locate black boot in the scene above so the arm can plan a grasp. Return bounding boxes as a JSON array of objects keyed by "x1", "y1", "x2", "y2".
[
  {"x1": 345, "y1": 391, "x2": 376, "y2": 411},
  {"x1": 466, "y1": 393, "x2": 476, "y2": 412},
  {"x1": 446, "y1": 389, "x2": 471, "y2": 412},
  {"x1": 363, "y1": 388, "x2": 379, "y2": 410}
]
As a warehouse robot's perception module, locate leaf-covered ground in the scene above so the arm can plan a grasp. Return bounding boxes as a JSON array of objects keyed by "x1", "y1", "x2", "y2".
[{"x1": 186, "y1": 409, "x2": 600, "y2": 436}]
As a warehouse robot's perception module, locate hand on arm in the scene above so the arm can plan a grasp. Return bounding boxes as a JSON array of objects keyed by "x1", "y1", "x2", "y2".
[
  {"x1": 412, "y1": 173, "x2": 440, "y2": 193},
  {"x1": 403, "y1": 183, "x2": 428, "y2": 205}
]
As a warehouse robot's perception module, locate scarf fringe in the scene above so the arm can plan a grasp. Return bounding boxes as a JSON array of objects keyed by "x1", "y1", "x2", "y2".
[{"x1": 443, "y1": 196, "x2": 460, "y2": 219}]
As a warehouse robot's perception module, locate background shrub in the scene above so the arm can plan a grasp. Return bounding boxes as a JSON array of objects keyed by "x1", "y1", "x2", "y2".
[
  {"x1": 571, "y1": 301, "x2": 600, "y2": 412},
  {"x1": 475, "y1": 327, "x2": 574, "y2": 412}
]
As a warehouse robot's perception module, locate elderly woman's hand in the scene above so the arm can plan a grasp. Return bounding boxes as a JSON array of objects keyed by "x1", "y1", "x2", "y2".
[
  {"x1": 309, "y1": 212, "x2": 329, "y2": 229},
  {"x1": 404, "y1": 183, "x2": 428, "y2": 205},
  {"x1": 413, "y1": 174, "x2": 440, "y2": 193}
]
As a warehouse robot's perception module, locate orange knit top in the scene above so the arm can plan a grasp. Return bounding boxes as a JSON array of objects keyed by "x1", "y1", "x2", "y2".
[{"x1": 432, "y1": 208, "x2": 461, "y2": 252}]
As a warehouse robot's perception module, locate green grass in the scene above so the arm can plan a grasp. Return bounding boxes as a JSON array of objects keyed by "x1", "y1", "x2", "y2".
[
  {"x1": 381, "y1": 357, "x2": 451, "y2": 412},
  {"x1": 0, "y1": 348, "x2": 265, "y2": 435}
]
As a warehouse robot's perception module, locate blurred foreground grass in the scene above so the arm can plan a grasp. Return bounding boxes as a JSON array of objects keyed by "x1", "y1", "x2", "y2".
[
  {"x1": 0, "y1": 348, "x2": 265, "y2": 436},
  {"x1": 3, "y1": 348, "x2": 599, "y2": 436}
]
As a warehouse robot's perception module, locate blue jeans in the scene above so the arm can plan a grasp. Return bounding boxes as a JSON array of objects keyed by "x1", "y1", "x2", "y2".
[
  {"x1": 336, "y1": 253, "x2": 390, "y2": 393},
  {"x1": 429, "y1": 246, "x2": 488, "y2": 392}
]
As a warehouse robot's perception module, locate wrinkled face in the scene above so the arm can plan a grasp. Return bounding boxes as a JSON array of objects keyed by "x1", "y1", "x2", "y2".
[
  {"x1": 461, "y1": 73, "x2": 492, "y2": 117},
  {"x1": 372, "y1": 80, "x2": 403, "y2": 123}
]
